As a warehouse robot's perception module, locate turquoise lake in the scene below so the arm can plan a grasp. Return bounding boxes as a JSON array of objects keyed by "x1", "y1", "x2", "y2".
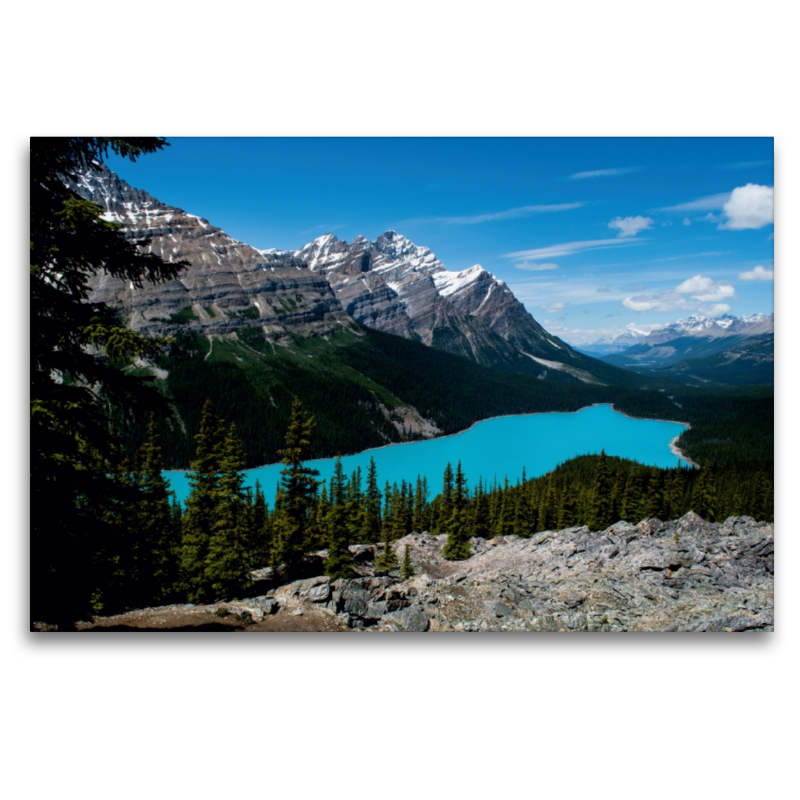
[{"x1": 164, "y1": 404, "x2": 689, "y2": 505}]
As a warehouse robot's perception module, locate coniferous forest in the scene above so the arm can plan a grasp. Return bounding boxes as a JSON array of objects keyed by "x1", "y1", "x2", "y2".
[{"x1": 29, "y1": 138, "x2": 774, "y2": 627}]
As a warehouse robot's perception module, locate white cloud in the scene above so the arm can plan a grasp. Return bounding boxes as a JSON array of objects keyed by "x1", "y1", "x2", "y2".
[
  {"x1": 683, "y1": 217, "x2": 692, "y2": 226},
  {"x1": 571, "y1": 167, "x2": 639, "y2": 180},
  {"x1": 541, "y1": 301, "x2": 566, "y2": 313},
  {"x1": 438, "y1": 202, "x2": 584, "y2": 225},
  {"x1": 719, "y1": 184, "x2": 774, "y2": 230},
  {"x1": 514, "y1": 262, "x2": 559, "y2": 271},
  {"x1": 739, "y1": 265, "x2": 774, "y2": 281},
  {"x1": 608, "y1": 215, "x2": 654, "y2": 238},
  {"x1": 693, "y1": 285, "x2": 735, "y2": 303},
  {"x1": 624, "y1": 274, "x2": 736, "y2": 313},
  {"x1": 503, "y1": 237, "x2": 645, "y2": 261},
  {"x1": 675, "y1": 275, "x2": 714, "y2": 294},
  {"x1": 623, "y1": 293, "x2": 688, "y2": 313},
  {"x1": 676, "y1": 274, "x2": 734, "y2": 302}
]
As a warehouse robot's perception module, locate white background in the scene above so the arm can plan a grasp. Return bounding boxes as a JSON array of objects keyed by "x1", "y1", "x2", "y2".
[{"x1": 4, "y1": 2, "x2": 796, "y2": 798}]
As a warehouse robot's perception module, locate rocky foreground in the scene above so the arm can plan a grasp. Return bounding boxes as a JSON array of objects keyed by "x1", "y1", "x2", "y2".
[{"x1": 82, "y1": 512, "x2": 773, "y2": 633}]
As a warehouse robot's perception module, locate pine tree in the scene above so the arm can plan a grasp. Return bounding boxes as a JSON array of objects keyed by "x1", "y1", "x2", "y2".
[
  {"x1": 271, "y1": 399, "x2": 320, "y2": 579},
  {"x1": 180, "y1": 399, "x2": 225, "y2": 603},
  {"x1": 692, "y1": 462, "x2": 717, "y2": 522},
  {"x1": 137, "y1": 416, "x2": 179, "y2": 605},
  {"x1": 434, "y1": 462, "x2": 454, "y2": 535},
  {"x1": 586, "y1": 451, "x2": 613, "y2": 531},
  {"x1": 557, "y1": 474, "x2": 577, "y2": 529},
  {"x1": 206, "y1": 423, "x2": 254, "y2": 600},
  {"x1": 399, "y1": 545, "x2": 415, "y2": 580},
  {"x1": 324, "y1": 457, "x2": 357, "y2": 579},
  {"x1": 444, "y1": 461, "x2": 471, "y2": 560},
  {"x1": 30, "y1": 137, "x2": 188, "y2": 627},
  {"x1": 412, "y1": 476, "x2": 430, "y2": 533}
]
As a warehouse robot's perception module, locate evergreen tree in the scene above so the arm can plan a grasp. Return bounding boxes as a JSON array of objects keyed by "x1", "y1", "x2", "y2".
[
  {"x1": 206, "y1": 423, "x2": 254, "y2": 600},
  {"x1": 30, "y1": 137, "x2": 188, "y2": 627},
  {"x1": 409, "y1": 476, "x2": 426, "y2": 533},
  {"x1": 324, "y1": 458, "x2": 357, "y2": 579},
  {"x1": 621, "y1": 465, "x2": 645, "y2": 522},
  {"x1": 399, "y1": 545, "x2": 415, "y2": 580},
  {"x1": 374, "y1": 536, "x2": 399, "y2": 574},
  {"x1": 444, "y1": 462, "x2": 471, "y2": 560},
  {"x1": 180, "y1": 399, "x2": 224, "y2": 603},
  {"x1": 692, "y1": 462, "x2": 717, "y2": 522},
  {"x1": 137, "y1": 416, "x2": 180, "y2": 605},
  {"x1": 434, "y1": 462, "x2": 454, "y2": 534},
  {"x1": 272, "y1": 399, "x2": 320, "y2": 578},
  {"x1": 586, "y1": 451, "x2": 613, "y2": 531},
  {"x1": 557, "y1": 474, "x2": 577, "y2": 529}
]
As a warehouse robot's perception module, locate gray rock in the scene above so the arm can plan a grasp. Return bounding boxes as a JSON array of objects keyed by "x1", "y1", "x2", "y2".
[{"x1": 384, "y1": 604, "x2": 430, "y2": 632}]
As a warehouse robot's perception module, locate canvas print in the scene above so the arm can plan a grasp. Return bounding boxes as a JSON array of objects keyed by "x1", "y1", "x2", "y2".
[{"x1": 30, "y1": 137, "x2": 774, "y2": 632}]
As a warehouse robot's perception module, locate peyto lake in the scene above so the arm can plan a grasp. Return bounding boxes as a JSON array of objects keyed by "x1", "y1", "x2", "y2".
[{"x1": 164, "y1": 404, "x2": 690, "y2": 505}]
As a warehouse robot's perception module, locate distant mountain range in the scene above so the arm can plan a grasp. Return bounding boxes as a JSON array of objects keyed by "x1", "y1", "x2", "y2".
[
  {"x1": 597, "y1": 314, "x2": 774, "y2": 385},
  {"x1": 71, "y1": 166, "x2": 642, "y2": 388}
]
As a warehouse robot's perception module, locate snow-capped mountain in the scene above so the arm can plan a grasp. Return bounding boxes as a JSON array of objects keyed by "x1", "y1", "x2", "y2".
[
  {"x1": 292, "y1": 231, "x2": 614, "y2": 381},
  {"x1": 69, "y1": 166, "x2": 350, "y2": 338},
  {"x1": 576, "y1": 314, "x2": 774, "y2": 356},
  {"x1": 600, "y1": 313, "x2": 774, "y2": 384},
  {"x1": 639, "y1": 313, "x2": 773, "y2": 345}
]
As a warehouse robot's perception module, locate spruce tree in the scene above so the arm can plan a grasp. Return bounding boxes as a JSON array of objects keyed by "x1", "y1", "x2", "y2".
[
  {"x1": 361, "y1": 458, "x2": 383, "y2": 542},
  {"x1": 272, "y1": 399, "x2": 320, "y2": 579},
  {"x1": 30, "y1": 137, "x2": 188, "y2": 627},
  {"x1": 399, "y1": 545, "x2": 415, "y2": 581},
  {"x1": 412, "y1": 476, "x2": 430, "y2": 533},
  {"x1": 586, "y1": 451, "x2": 613, "y2": 531},
  {"x1": 324, "y1": 458, "x2": 357, "y2": 579},
  {"x1": 444, "y1": 461, "x2": 471, "y2": 560},
  {"x1": 206, "y1": 423, "x2": 254, "y2": 600},
  {"x1": 137, "y1": 416, "x2": 179, "y2": 605},
  {"x1": 374, "y1": 536, "x2": 399, "y2": 574},
  {"x1": 180, "y1": 399, "x2": 224, "y2": 603},
  {"x1": 434, "y1": 462, "x2": 454, "y2": 535},
  {"x1": 692, "y1": 462, "x2": 717, "y2": 522}
]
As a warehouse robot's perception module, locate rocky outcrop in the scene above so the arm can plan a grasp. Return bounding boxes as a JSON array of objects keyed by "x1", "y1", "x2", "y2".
[
  {"x1": 244, "y1": 512, "x2": 774, "y2": 632},
  {"x1": 75, "y1": 513, "x2": 772, "y2": 632},
  {"x1": 69, "y1": 167, "x2": 354, "y2": 340},
  {"x1": 392, "y1": 513, "x2": 773, "y2": 631}
]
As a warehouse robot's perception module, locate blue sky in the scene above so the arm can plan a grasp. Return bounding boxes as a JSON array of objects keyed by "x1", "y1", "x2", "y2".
[{"x1": 106, "y1": 137, "x2": 774, "y2": 344}]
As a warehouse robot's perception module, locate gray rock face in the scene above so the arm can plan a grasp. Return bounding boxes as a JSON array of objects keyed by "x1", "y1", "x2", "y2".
[
  {"x1": 294, "y1": 231, "x2": 591, "y2": 377},
  {"x1": 390, "y1": 515, "x2": 774, "y2": 632},
  {"x1": 69, "y1": 167, "x2": 353, "y2": 340}
]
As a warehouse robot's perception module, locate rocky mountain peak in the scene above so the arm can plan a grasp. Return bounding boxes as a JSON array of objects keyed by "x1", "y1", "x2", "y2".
[{"x1": 69, "y1": 166, "x2": 351, "y2": 339}]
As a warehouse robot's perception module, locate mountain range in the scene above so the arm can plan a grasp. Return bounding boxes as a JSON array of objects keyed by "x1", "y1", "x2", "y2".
[
  {"x1": 71, "y1": 166, "x2": 642, "y2": 387},
  {"x1": 598, "y1": 314, "x2": 774, "y2": 385}
]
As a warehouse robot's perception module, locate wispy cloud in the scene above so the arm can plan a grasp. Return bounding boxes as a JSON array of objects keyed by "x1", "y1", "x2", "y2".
[
  {"x1": 657, "y1": 192, "x2": 731, "y2": 213},
  {"x1": 739, "y1": 265, "x2": 774, "y2": 281},
  {"x1": 514, "y1": 262, "x2": 559, "y2": 271},
  {"x1": 503, "y1": 237, "x2": 646, "y2": 261},
  {"x1": 436, "y1": 202, "x2": 584, "y2": 225},
  {"x1": 299, "y1": 222, "x2": 346, "y2": 234},
  {"x1": 541, "y1": 301, "x2": 566, "y2": 313},
  {"x1": 570, "y1": 167, "x2": 639, "y2": 180},
  {"x1": 609, "y1": 215, "x2": 653, "y2": 238},
  {"x1": 720, "y1": 160, "x2": 772, "y2": 171}
]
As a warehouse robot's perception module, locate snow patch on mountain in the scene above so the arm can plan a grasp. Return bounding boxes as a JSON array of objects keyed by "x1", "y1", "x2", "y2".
[{"x1": 432, "y1": 265, "x2": 486, "y2": 297}]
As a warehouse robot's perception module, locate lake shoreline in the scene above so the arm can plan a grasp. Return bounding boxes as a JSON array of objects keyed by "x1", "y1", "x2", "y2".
[{"x1": 164, "y1": 402, "x2": 694, "y2": 475}]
